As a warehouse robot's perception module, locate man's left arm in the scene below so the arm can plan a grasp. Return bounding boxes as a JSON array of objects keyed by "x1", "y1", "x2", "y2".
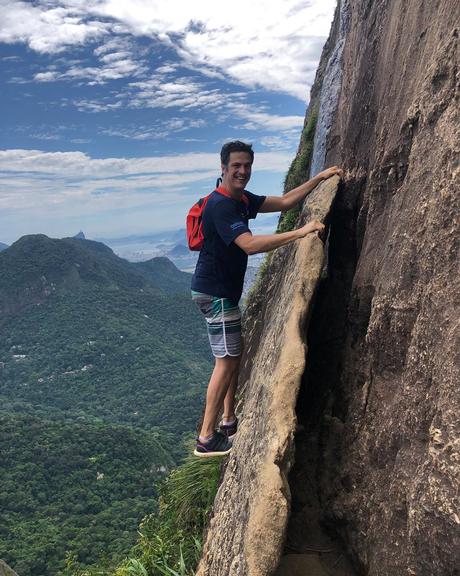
[{"x1": 259, "y1": 166, "x2": 343, "y2": 213}]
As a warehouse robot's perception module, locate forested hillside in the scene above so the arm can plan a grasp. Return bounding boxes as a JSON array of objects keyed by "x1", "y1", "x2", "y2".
[
  {"x1": 0, "y1": 414, "x2": 175, "y2": 576},
  {"x1": 0, "y1": 235, "x2": 212, "y2": 574}
]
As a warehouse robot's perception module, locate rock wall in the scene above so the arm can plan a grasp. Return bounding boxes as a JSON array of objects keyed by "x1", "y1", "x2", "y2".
[
  {"x1": 317, "y1": 0, "x2": 460, "y2": 574},
  {"x1": 310, "y1": 0, "x2": 350, "y2": 176},
  {"x1": 198, "y1": 0, "x2": 459, "y2": 574}
]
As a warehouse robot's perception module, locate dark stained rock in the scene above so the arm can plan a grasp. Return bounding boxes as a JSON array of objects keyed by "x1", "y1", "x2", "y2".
[{"x1": 319, "y1": 1, "x2": 460, "y2": 575}]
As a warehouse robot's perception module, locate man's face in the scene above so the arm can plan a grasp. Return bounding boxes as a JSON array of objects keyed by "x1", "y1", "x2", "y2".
[{"x1": 222, "y1": 151, "x2": 253, "y2": 192}]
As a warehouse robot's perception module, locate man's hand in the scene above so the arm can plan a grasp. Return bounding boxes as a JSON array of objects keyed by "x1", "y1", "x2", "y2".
[
  {"x1": 297, "y1": 219, "x2": 325, "y2": 238},
  {"x1": 317, "y1": 166, "x2": 343, "y2": 180},
  {"x1": 235, "y1": 219, "x2": 326, "y2": 254}
]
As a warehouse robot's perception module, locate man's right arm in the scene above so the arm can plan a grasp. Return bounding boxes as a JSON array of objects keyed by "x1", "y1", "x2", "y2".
[
  {"x1": 234, "y1": 220, "x2": 324, "y2": 255},
  {"x1": 259, "y1": 167, "x2": 343, "y2": 213}
]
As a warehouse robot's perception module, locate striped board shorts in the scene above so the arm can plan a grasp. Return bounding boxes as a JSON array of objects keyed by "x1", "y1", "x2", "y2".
[{"x1": 191, "y1": 290, "x2": 242, "y2": 358}]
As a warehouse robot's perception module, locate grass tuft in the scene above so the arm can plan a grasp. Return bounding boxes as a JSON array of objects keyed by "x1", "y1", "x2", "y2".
[
  {"x1": 112, "y1": 456, "x2": 222, "y2": 576},
  {"x1": 277, "y1": 108, "x2": 318, "y2": 233}
]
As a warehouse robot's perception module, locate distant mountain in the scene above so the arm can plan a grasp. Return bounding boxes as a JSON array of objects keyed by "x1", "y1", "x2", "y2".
[
  {"x1": 0, "y1": 234, "x2": 211, "y2": 442},
  {"x1": 0, "y1": 234, "x2": 212, "y2": 574},
  {"x1": 98, "y1": 227, "x2": 268, "y2": 277},
  {"x1": 170, "y1": 228, "x2": 187, "y2": 244},
  {"x1": 73, "y1": 230, "x2": 86, "y2": 239},
  {"x1": 134, "y1": 256, "x2": 191, "y2": 294},
  {"x1": 167, "y1": 243, "x2": 190, "y2": 258},
  {"x1": 0, "y1": 242, "x2": 8, "y2": 251},
  {"x1": 0, "y1": 235, "x2": 194, "y2": 315}
]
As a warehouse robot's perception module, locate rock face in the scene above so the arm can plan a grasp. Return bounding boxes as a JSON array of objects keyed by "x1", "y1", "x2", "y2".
[
  {"x1": 198, "y1": 1, "x2": 459, "y2": 575},
  {"x1": 318, "y1": 1, "x2": 460, "y2": 574},
  {"x1": 0, "y1": 560, "x2": 19, "y2": 576}
]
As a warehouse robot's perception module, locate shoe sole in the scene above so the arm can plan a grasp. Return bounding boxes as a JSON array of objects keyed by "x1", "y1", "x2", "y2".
[{"x1": 193, "y1": 447, "x2": 232, "y2": 457}]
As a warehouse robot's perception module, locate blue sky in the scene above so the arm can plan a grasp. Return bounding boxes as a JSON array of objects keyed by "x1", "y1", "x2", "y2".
[{"x1": 0, "y1": 0, "x2": 336, "y2": 244}]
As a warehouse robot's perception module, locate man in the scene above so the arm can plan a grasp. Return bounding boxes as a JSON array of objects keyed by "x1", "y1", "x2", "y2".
[{"x1": 191, "y1": 140, "x2": 342, "y2": 456}]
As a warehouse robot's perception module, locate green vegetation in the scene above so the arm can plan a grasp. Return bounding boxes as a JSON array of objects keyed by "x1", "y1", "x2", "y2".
[
  {"x1": 0, "y1": 236, "x2": 214, "y2": 575},
  {"x1": 0, "y1": 283, "x2": 211, "y2": 451},
  {"x1": 65, "y1": 457, "x2": 223, "y2": 576},
  {"x1": 277, "y1": 108, "x2": 318, "y2": 233},
  {"x1": 114, "y1": 456, "x2": 222, "y2": 576},
  {"x1": 0, "y1": 414, "x2": 174, "y2": 576},
  {"x1": 0, "y1": 236, "x2": 212, "y2": 455},
  {"x1": 243, "y1": 253, "x2": 272, "y2": 307},
  {"x1": 276, "y1": 206, "x2": 301, "y2": 234},
  {"x1": 283, "y1": 107, "x2": 318, "y2": 192}
]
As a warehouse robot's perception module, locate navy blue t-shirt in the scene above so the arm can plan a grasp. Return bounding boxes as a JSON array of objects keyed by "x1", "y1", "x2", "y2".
[{"x1": 191, "y1": 189, "x2": 266, "y2": 304}]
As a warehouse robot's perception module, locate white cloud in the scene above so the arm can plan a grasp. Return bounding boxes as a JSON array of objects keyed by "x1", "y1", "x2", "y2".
[
  {"x1": 100, "y1": 118, "x2": 206, "y2": 141},
  {"x1": 73, "y1": 98, "x2": 124, "y2": 112},
  {"x1": 0, "y1": 146, "x2": 293, "y2": 240},
  {"x1": 67, "y1": 72, "x2": 303, "y2": 137},
  {"x1": 0, "y1": 0, "x2": 109, "y2": 53},
  {"x1": 29, "y1": 132, "x2": 62, "y2": 141},
  {"x1": 1, "y1": 0, "x2": 337, "y2": 100},
  {"x1": 34, "y1": 71, "x2": 59, "y2": 82},
  {"x1": 227, "y1": 104, "x2": 304, "y2": 131},
  {"x1": 34, "y1": 36, "x2": 147, "y2": 84},
  {"x1": 259, "y1": 134, "x2": 299, "y2": 151},
  {"x1": 0, "y1": 148, "x2": 291, "y2": 181},
  {"x1": 0, "y1": 150, "x2": 290, "y2": 213}
]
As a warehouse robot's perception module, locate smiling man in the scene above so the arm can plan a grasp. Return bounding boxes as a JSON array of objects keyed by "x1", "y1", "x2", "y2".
[{"x1": 191, "y1": 140, "x2": 342, "y2": 457}]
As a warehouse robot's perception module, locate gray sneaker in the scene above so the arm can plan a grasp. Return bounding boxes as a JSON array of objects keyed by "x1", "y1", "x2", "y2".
[
  {"x1": 194, "y1": 431, "x2": 232, "y2": 457},
  {"x1": 219, "y1": 417, "x2": 238, "y2": 440}
]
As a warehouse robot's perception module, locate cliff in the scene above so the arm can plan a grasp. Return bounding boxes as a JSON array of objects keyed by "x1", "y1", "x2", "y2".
[{"x1": 197, "y1": 0, "x2": 459, "y2": 575}]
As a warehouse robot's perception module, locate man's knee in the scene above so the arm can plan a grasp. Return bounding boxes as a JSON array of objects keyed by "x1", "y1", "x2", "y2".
[{"x1": 216, "y1": 354, "x2": 240, "y2": 373}]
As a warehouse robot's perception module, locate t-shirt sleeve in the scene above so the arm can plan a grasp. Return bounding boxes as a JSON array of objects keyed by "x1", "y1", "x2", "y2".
[
  {"x1": 245, "y1": 191, "x2": 267, "y2": 219},
  {"x1": 212, "y1": 201, "x2": 251, "y2": 246}
]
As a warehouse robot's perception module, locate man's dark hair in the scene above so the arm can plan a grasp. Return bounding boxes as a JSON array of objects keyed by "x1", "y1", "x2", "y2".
[{"x1": 220, "y1": 141, "x2": 254, "y2": 166}]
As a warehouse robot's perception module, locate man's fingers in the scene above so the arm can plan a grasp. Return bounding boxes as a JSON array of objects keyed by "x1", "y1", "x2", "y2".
[{"x1": 325, "y1": 166, "x2": 344, "y2": 179}]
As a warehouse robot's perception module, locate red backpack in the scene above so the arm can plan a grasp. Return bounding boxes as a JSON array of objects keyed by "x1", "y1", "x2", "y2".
[{"x1": 186, "y1": 184, "x2": 249, "y2": 251}]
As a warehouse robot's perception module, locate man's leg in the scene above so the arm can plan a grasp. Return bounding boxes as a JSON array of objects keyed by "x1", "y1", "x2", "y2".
[
  {"x1": 199, "y1": 355, "x2": 240, "y2": 438},
  {"x1": 223, "y1": 355, "x2": 240, "y2": 422}
]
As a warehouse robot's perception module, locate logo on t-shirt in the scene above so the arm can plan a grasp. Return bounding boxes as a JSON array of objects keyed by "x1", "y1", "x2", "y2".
[{"x1": 230, "y1": 221, "x2": 246, "y2": 230}]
